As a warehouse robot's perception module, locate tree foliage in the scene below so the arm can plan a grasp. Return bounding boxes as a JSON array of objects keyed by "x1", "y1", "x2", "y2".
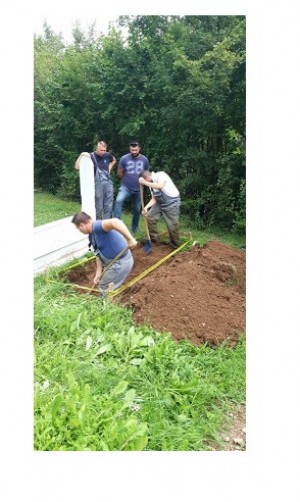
[{"x1": 34, "y1": 15, "x2": 246, "y2": 232}]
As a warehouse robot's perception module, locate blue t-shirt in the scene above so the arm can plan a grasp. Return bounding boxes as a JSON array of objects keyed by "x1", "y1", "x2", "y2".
[
  {"x1": 90, "y1": 221, "x2": 129, "y2": 261},
  {"x1": 118, "y1": 153, "x2": 150, "y2": 191},
  {"x1": 91, "y1": 152, "x2": 114, "y2": 180}
]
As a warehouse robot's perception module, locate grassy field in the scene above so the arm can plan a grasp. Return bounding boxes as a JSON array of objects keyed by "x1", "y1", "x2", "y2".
[
  {"x1": 34, "y1": 190, "x2": 245, "y2": 248},
  {"x1": 34, "y1": 191, "x2": 81, "y2": 226},
  {"x1": 34, "y1": 191, "x2": 246, "y2": 450}
]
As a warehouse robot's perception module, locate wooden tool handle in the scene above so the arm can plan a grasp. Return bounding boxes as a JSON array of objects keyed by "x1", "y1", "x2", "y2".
[
  {"x1": 140, "y1": 185, "x2": 151, "y2": 241},
  {"x1": 100, "y1": 245, "x2": 129, "y2": 280}
]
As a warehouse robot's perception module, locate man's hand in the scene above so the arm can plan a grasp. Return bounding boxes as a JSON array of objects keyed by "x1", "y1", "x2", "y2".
[
  {"x1": 142, "y1": 208, "x2": 147, "y2": 216},
  {"x1": 75, "y1": 152, "x2": 91, "y2": 170},
  {"x1": 93, "y1": 273, "x2": 101, "y2": 285},
  {"x1": 127, "y1": 237, "x2": 138, "y2": 249}
]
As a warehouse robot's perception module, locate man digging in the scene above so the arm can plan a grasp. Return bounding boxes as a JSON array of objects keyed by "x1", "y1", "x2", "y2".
[
  {"x1": 72, "y1": 212, "x2": 137, "y2": 296},
  {"x1": 139, "y1": 170, "x2": 181, "y2": 249}
]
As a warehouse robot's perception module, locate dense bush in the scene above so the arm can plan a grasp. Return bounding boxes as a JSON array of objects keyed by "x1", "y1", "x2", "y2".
[{"x1": 34, "y1": 16, "x2": 245, "y2": 233}]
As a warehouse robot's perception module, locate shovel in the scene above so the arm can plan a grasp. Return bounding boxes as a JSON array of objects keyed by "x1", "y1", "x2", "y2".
[
  {"x1": 140, "y1": 184, "x2": 152, "y2": 254},
  {"x1": 89, "y1": 245, "x2": 129, "y2": 293}
]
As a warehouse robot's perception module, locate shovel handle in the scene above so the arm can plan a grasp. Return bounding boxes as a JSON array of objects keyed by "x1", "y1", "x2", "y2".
[
  {"x1": 140, "y1": 184, "x2": 151, "y2": 241},
  {"x1": 90, "y1": 246, "x2": 129, "y2": 291},
  {"x1": 100, "y1": 246, "x2": 129, "y2": 281}
]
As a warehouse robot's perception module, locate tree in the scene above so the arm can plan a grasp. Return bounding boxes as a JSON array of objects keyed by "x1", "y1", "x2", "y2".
[{"x1": 34, "y1": 16, "x2": 246, "y2": 232}]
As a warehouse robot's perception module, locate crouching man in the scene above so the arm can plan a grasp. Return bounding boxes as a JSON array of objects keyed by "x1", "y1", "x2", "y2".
[
  {"x1": 72, "y1": 212, "x2": 137, "y2": 295},
  {"x1": 139, "y1": 170, "x2": 181, "y2": 249}
]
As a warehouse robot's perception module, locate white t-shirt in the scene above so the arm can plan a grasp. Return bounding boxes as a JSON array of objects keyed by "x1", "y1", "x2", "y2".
[{"x1": 152, "y1": 171, "x2": 179, "y2": 197}]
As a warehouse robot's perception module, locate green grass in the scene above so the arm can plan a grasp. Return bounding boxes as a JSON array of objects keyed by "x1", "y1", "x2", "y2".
[
  {"x1": 34, "y1": 191, "x2": 245, "y2": 249},
  {"x1": 180, "y1": 215, "x2": 245, "y2": 248},
  {"x1": 34, "y1": 273, "x2": 245, "y2": 451},
  {"x1": 34, "y1": 191, "x2": 81, "y2": 226},
  {"x1": 34, "y1": 191, "x2": 246, "y2": 450}
]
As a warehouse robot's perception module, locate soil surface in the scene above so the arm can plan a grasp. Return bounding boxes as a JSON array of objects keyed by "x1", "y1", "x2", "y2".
[{"x1": 66, "y1": 240, "x2": 246, "y2": 347}]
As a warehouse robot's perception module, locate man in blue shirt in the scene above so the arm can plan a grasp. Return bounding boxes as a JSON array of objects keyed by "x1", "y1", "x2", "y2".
[
  {"x1": 72, "y1": 211, "x2": 137, "y2": 295},
  {"x1": 114, "y1": 140, "x2": 150, "y2": 233},
  {"x1": 75, "y1": 140, "x2": 116, "y2": 219}
]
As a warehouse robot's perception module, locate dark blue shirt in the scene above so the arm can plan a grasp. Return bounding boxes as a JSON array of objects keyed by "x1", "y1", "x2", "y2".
[
  {"x1": 91, "y1": 152, "x2": 114, "y2": 180},
  {"x1": 118, "y1": 153, "x2": 150, "y2": 191},
  {"x1": 90, "y1": 221, "x2": 129, "y2": 261}
]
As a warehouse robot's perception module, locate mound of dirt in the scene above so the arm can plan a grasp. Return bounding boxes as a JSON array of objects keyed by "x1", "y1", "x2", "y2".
[{"x1": 65, "y1": 240, "x2": 246, "y2": 346}]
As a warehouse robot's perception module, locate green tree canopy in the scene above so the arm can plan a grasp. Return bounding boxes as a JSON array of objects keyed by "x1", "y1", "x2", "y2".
[{"x1": 34, "y1": 15, "x2": 246, "y2": 232}]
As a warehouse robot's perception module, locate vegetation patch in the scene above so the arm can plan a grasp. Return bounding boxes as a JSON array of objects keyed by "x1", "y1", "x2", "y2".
[
  {"x1": 34, "y1": 190, "x2": 246, "y2": 450},
  {"x1": 34, "y1": 273, "x2": 245, "y2": 451}
]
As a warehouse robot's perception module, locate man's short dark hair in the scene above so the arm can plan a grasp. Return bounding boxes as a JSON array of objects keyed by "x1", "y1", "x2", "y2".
[
  {"x1": 129, "y1": 140, "x2": 140, "y2": 147},
  {"x1": 71, "y1": 211, "x2": 91, "y2": 225}
]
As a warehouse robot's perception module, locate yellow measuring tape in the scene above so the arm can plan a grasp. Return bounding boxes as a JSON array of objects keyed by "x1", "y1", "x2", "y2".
[
  {"x1": 62, "y1": 254, "x2": 96, "y2": 272},
  {"x1": 109, "y1": 240, "x2": 191, "y2": 298},
  {"x1": 45, "y1": 240, "x2": 191, "y2": 295}
]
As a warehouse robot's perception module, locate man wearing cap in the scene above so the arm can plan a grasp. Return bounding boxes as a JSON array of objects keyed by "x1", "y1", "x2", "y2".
[
  {"x1": 139, "y1": 170, "x2": 181, "y2": 249},
  {"x1": 114, "y1": 141, "x2": 150, "y2": 233}
]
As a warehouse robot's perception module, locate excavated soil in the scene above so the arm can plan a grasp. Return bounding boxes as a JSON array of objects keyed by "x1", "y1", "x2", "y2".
[{"x1": 66, "y1": 240, "x2": 246, "y2": 346}]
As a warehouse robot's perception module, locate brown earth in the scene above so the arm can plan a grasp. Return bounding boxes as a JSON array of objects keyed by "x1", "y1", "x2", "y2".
[{"x1": 65, "y1": 240, "x2": 246, "y2": 347}]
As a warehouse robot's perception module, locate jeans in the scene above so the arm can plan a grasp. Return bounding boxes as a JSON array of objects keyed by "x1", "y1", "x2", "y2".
[{"x1": 114, "y1": 185, "x2": 141, "y2": 232}]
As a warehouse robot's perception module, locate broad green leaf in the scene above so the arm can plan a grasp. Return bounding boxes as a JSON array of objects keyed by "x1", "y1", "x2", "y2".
[
  {"x1": 111, "y1": 380, "x2": 128, "y2": 396},
  {"x1": 76, "y1": 313, "x2": 82, "y2": 330},
  {"x1": 130, "y1": 358, "x2": 144, "y2": 366},
  {"x1": 124, "y1": 389, "x2": 136, "y2": 404},
  {"x1": 94, "y1": 344, "x2": 112, "y2": 356},
  {"x1": 51, "y1": 394, "x2": 63, "y2": 422},
  {"x1": 141, "y1": 336, "x2": 155, "y2": 347},
  {"x1": 85, "y1": 336, "x2": 93, "y2": 351},
  {"x1": 132, "y1": 434, "x2": 148, "y2": 451},
  {"x1": 99, "y1": 440, "x2": 110, "y2": 451},
  {"x1": 127, "y1": 326, "x2": 135, "y2": 337}
]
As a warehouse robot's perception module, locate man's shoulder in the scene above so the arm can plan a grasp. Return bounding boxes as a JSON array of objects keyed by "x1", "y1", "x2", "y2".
[
  {"x1": 120, "y1": 153, "x2": 130, "y2": 159},
  {"x1": 119, "y1": 153, "x2": 131, "y2": 164},
  {"x1": 93, "y1": 220, "x2": 103, "y2": 232},
  {"x1": 136, "y1": 154, "x2": 149, "y2": 166}
]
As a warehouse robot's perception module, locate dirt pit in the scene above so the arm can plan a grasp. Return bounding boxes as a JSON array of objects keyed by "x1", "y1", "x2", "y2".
[{"x1": 65, "y1": 241, "x2": 245, "y2": 346}]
